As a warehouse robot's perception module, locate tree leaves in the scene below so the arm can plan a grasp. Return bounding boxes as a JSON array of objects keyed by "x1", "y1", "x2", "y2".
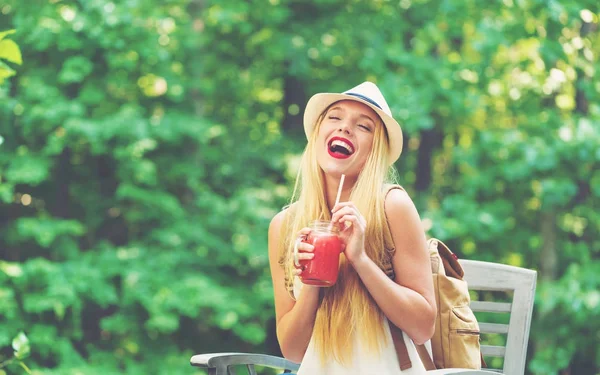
[
  {"x1": 0, "y1": 39, "x2": 22, "y2": 65},
  {"x1": 58, "y1": 56, "x2": 94, "y2": 84},
  {"x1": 0, "y1": 29, "x2": 22, "y2": 83},
  {"x1": 0, "y1": 0, "x2": 599, "y2": 374}
]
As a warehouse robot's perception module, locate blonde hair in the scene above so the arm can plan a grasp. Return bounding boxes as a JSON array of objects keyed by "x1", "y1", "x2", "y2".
[{"x1": 279, "y1": 103, "x2": 399, "y2": 365}]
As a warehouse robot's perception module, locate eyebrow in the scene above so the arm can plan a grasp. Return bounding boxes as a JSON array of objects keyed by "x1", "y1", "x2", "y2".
[
  {"x1": 358, "y1": 113, "x2": 375, "y2": 125},
  {"x1": 328, "y1": 106, "x2": 376, "y2": 124}
]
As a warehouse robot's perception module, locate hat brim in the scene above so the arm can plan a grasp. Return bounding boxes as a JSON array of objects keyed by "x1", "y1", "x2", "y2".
[{"x1": 303, "y1": 93, "x2": 403, "y2": 165}]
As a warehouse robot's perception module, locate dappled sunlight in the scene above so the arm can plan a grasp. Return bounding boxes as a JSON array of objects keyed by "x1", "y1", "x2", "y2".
[{"x1": 0, "y1": 0, "x2": 599, "y2": 373}]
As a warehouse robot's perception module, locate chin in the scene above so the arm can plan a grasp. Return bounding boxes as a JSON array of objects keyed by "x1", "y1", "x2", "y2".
[
  {"x1": 318, "y1": 160, "x2": 346, "y2": 177},
  {"x1": 321, "y1": 162, "x2": 361, "y2": 180},
  {"x1": 316, "y1": 150, "x2": 364, "y2": 179}
]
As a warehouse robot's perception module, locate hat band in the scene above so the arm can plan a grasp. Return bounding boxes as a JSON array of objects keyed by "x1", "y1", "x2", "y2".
[{"x1": 345, "y1": 92, "x2": 382, "y2": 110}]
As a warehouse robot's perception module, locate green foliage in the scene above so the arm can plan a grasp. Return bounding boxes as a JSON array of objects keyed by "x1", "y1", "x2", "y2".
[
  {"x1": 0, "y1": 0, "x2": 599, "y2": 374},
  {"x1": 0, "y1": 29, "x2": 22, "y2": 83},
  {"x1": 0, "y1": 332, "x2": 32, "y2": 374},
  {"x1": 12, "y1": 332, "x2": 31, "y2": 361}
]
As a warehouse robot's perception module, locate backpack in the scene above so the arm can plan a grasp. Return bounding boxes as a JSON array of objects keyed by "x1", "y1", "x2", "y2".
[{"x1": 389, "y1": 238, "x2": 485, "y2": 370}]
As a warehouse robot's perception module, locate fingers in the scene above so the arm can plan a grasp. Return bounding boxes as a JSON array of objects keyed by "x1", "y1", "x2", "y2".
[
  {"x1": 330, "y1": 206, "x2": 352, "y2": 222},
  {"x1": 331, "y1": 201, "x2": 358, "y2": 213},
  {"x1": 293, "y1": 227, "x2": 314, "y2": 270},
  {"x1": 293, "y1": 251, "x2": 312, "y2": 274},
  {"x1": 337, "y1": 214, "x2": 360, "y2": 229},
  {"x1": 331, "y1": 205, "x2": 365, "y2": 228},
  {"x1": 296, "y1": 227, "x2": 314, "y2": 252},
  {"x1": 298, "y1": 227, "x2": 312, "y2": 238},
  {"x1": 293, "y1": 242, "x2": 314, "y2": 270},
  {"x1": 296, "y1": 241, "x2": 314, "y2": 253},
  {"x1": 294, "y1": 251, "x2": 314, "y2": 261}
]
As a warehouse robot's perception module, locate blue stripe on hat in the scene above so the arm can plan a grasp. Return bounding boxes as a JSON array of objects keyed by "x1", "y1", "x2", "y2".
[{"x1": 345, "y1": 92, "x2": 382, "y2": 110}]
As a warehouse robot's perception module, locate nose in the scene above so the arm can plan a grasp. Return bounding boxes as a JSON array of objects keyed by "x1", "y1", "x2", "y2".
[{"x1": 337, "y1": 121, "x2": 352, "y2": 135}]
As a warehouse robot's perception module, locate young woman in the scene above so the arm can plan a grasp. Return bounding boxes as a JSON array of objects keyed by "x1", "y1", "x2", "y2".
[{"x1": 268, "y1": 82, "x2": 436, "y2": 374}]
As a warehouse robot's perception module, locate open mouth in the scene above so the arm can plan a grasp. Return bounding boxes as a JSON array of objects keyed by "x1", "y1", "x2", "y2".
[{"x1": 327, "y1": 137, "x2": 355, "y2": 159}]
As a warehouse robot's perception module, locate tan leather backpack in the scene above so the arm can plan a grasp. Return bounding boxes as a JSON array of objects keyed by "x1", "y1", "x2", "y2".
[{"x1": 389, "y1": 238, "x2": 485, "y2": 370}]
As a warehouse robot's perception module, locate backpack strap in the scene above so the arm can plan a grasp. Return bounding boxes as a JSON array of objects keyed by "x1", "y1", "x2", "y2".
[
  {"x1": 389, "y1": 323, "x2": 413, "y2": 371},
  {"x1": 416, "y1": 344, "x2": 436, "y2": 370},
  {"x1": 383, "y1": 184, "x2": 427, "y2": 370},
  {"x1": 381, "y1": 184, "x2": 405, "y2": 280}
]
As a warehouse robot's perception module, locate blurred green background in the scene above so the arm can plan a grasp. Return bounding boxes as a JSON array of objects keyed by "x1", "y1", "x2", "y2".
[{"x1": 0, "y1": 0, "x2": 599, "y2": 374}]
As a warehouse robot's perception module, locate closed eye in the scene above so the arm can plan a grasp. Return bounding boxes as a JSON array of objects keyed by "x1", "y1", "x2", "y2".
[
  {"x1": 328, "y1": 116, "x2": 341, "y2": 120},
  {"x1": 358, "y1": 124, "x2": 372, "y2": 131}
]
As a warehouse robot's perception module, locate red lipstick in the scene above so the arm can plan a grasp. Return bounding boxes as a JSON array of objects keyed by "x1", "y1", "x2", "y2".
[{"x1": 327, "y1": 137, "x2": 355, "y2": 159}]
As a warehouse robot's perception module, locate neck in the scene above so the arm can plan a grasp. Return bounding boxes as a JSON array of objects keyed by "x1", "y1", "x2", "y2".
[{"x1": 324, "y1": 173, "x2": 356, "y2": 209}]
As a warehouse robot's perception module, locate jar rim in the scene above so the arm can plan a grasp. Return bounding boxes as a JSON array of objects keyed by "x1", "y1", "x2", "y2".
[{"x1": 308, "y1": 220, "x2": 340, "y2": 233}]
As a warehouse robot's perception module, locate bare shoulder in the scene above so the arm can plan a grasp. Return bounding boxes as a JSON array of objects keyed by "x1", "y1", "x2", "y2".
[
  {"x1": 384, "y1": 187, "x2": 418, "y2": 219},
  {"x1": 269, "y1": 203, "x2": 296, "y2": 230},
  {"x1": 269, "y1": 208, "x2": 287, "y2": 231},
  {"x1": 384, "y1": 187, "x2": 426, "y2": 257}
]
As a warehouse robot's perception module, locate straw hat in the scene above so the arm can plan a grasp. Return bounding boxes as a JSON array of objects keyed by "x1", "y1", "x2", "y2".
[{"x1": 303, "y1": 81, "x2": 403, "y2": 165}]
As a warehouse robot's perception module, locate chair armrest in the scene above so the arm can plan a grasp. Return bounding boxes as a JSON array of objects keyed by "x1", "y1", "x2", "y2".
[{"x1": 190, "y1": 352, "x2": 300, "y2": 374}]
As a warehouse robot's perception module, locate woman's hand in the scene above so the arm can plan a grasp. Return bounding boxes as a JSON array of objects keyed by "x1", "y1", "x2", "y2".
[
  {"x1": 331, "y1": 202, "x2": 367, "y2": 265},
  {"x1": 292, "y1": 227, "x2": 315, "y2": 277},
  {"x1": 292, "y1": 227, "x2": 321, "y2": 296}
]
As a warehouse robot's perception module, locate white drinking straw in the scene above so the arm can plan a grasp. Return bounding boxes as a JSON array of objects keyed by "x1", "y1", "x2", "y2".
[
  {"x1": 331, "y1": 174, "x2": 346, "y2": 230},
  {"x1": 334, "y1": 174, "x2": 345, "y2": 208}
]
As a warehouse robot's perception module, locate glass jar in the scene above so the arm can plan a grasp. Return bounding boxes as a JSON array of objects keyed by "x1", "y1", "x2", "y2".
[{"x1": 294, "y1": 220, "x2": 343, "y2": 286}]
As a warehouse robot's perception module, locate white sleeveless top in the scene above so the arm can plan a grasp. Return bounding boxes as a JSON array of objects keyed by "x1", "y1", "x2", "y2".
[{"x1": 293, "y1": 277, "x2": 427, "y2": 375}]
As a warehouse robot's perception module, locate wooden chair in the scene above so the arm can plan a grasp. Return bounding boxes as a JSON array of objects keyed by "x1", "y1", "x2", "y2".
[
  {"x1": 190, "y1": 260, "x2": 537, "y2": 375},
  {"x1": 190, "y1": 353, "x2": 299, "y2": 375},
  {"x1": 459, "y1": 259, "x2": 537, "y2": 374}
]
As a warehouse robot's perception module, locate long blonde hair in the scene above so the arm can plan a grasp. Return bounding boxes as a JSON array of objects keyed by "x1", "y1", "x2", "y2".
[{"x1": 279, "y1": 105, "x2": 399, "y2": 365}]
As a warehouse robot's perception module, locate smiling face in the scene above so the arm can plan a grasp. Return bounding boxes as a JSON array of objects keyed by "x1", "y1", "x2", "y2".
[{"x1": 315, "y1": 100, "x2": 381, "y2": 179}]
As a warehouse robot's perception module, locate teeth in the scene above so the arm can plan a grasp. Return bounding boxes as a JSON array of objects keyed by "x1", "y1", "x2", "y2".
[{"x1": 331, "y1": 140, "x2": 354, "y2": 153}]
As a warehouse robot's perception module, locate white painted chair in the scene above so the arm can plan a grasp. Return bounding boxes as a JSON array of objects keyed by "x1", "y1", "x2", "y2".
[
  {"x1": 190, "y1": 260, "x2": 537, "y2": 375},
  {"x1": 460, "y1": 259, "x2": 537, "y2": 374}
]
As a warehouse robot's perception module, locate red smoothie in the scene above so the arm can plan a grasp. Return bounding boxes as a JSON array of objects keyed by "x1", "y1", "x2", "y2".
[{"x1": 299, "y1": 231, "x2": 342, "y2": 286}]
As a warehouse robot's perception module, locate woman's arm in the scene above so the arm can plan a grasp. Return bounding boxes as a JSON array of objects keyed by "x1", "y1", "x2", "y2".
[
  {"x1": 268, "y1": 210, "x2": 320, "y2": 363},
  {"x1": 332, "y1": 189, "x2": 436, "y2": 344}
]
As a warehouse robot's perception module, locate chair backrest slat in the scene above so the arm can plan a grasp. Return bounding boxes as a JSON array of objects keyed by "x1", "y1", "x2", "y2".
[
  {"x1": 479, "y1": 322, "x2": 509, "y2": 334},
  {"x1": 481, "y1": 344, "x2": 506, "y2": 357},
  {"x1": 470, "y1": 301, "x2": 512, "y2": 313}
]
